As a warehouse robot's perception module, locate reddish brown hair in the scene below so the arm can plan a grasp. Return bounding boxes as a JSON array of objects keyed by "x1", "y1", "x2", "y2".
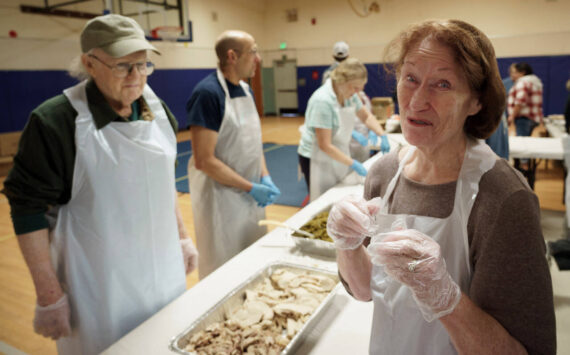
[{"x1": 384, "y1": 19, "x2": 505, "y2": 139}]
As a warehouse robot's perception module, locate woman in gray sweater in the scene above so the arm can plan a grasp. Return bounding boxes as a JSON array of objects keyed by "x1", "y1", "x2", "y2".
[{"x1": 327, "y1": 19, "x2": 555, "y2": 354}]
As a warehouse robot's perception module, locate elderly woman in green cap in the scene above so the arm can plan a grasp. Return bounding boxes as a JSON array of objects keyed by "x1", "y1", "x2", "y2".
[{"x1": 3, "y1": 14, "x2": 198, "y2": 354}]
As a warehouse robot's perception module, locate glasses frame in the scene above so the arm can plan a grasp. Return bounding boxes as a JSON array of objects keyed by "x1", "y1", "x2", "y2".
[
  {"x1": 88, "y1": 54, "x2": 155, "y2": 78},
  {"x1": 233, "y1": 47, "x2": 259, "y2": 57}
]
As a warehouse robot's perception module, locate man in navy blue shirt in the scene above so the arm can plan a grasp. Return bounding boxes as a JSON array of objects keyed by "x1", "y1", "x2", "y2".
[{"x1": 186, "y1": 30, "x2": 280, "y2": 278}]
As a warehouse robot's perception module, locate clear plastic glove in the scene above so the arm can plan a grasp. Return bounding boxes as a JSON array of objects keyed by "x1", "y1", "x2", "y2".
[
  {"x1": 380, "y1": 135, "x2": 391, "y2": 153},
  {"x1": 34, "y1": 293, "x2": 71, "y2": 340},
  {"x1": 367, "y1": 229, "x2": 461, "y2": 322},
  {"x1": 368, "y1": 131, "x2": 378, "y2": 146},
  {"x1": 350, "y1": 159, "x2": 367, "y2": 176},
  {"x1": 249, "y1": 182, "x2": 279, "y2": 207},
  {"x1": 180, "y1": 238, "x2": 198, "y2": 274},
  {"x1": 260, "y1": 175, "x2": 281, "y2": 205},
  {"x1": 351, "y1": 130, "x2": 368, "y2": 146},
  {"x1": 327, "y1": 195, "x2": 382, "y2": 250}
]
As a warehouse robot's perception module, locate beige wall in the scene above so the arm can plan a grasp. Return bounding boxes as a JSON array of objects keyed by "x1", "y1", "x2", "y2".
[
  {"x1": 260, "y1": 0, "x2": 570, "y2": 67},
  {"x1": 0, "y1": 0, "x2": 568, "y2": 70},
  {"x1": 0, "y1": 0, "x2": 265, "y2": 70}
]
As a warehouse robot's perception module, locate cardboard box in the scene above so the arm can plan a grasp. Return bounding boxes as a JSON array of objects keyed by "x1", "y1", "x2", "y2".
[
  {"x1": 371, "y1": 97, "x2": 394, "y2": 124},
  {"x1": 0, "y1": 131, "x2": 22, "y2": 157}
]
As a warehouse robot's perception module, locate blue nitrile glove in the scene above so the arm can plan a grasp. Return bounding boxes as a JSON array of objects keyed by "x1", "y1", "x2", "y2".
[
  {"x1": 380, "y1": 135, "x2": 391, "y2": 154},
  {"x1": 351, "y1": 130, "x2": 368, "y2": 146},
  {"x1": 249, "y1": 183, "x2": 279, "y2": 207},
  {"x1": 260, "y1": 175, "x2": 281, "y2": 205},
  {"x1": 368, "y1": 131, "x2": 378, "y2": 146},
  {"x1": 350, "y1": 159, "x2": 367, "y2": 177}
]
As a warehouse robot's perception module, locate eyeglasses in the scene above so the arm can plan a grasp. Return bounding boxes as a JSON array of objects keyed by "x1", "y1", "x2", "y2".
[
  {"x1": 88, "y1": 54, "x2": 155, "y2": 78},
  {"x1": 233, "y1": 47, "x2": 259, "y2": 56}
]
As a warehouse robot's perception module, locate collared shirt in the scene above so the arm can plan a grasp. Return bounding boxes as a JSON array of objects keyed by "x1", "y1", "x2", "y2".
[
  {"x1": 298, "y1": 78, "x2": 362, "y2": 158},
  {"x1": 186, "y1": 72, "x2": 254, "y2": 132},
  {"x1": 3, "y1": 80, "x2": 178, "y2": 235},
  {"x1": 507, "y1": 74, "x2": 544, "y2": 124}
]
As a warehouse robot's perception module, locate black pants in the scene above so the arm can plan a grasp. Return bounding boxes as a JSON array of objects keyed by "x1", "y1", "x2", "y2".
[{"x1": 298, "y1": 154, "x2": 310, "y2": 192}]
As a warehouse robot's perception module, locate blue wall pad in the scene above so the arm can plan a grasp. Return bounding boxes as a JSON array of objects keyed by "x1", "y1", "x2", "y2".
[
  {"x1": 296, "y1": 63, "x2": 400, "y2": 113},
  {"x1": 0, "y1": 70, "x2": 78, "y2": 133},
  {"x1": 296, "y1": 65, "x2": 329, "y2": 114},
  {"x1": 147, "y1": 68, "x2": 214, "y2": 129},
  {"x1": 0, "y1": 68, "x2": 215, "y2": 133},
  {"x1": 175, "y1": 141, "x2": 307, "y2": 207},
  {"x1": 2, "y1": 54, "x2": 569, "y2": 134},
  {"x1": 296, "y1": 55, "x2": 570, "y2": 116},
  {"x1": 497, "y1": 56, "x2": 570, "y2": 120}
]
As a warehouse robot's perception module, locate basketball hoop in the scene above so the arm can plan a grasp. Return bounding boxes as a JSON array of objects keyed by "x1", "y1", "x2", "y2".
[{"x1": 151, "y1": 26, "x2": 182, "y2": 42}]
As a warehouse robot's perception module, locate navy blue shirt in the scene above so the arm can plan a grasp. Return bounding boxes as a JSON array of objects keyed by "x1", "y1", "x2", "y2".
[{"x1": 186, "y1": 72, "x2": 254, "y2": 132}]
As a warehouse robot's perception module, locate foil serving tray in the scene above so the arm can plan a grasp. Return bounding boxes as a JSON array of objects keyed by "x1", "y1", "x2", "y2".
[
  {"x1": 169, "y1": 262, "x2": 341, "y2": 354},
  {"x1": 291, "y1": 206, "x2": 336, "y2": 258}
]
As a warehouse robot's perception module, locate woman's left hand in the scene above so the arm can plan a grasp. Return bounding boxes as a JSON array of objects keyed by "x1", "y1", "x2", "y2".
[{"x1": 367, "y1": 229, "x2": 461, "y2": 322}]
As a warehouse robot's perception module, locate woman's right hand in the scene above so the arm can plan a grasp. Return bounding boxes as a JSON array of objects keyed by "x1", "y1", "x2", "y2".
[{"x1": 327, "y1": 195, "x2": 381, "y2": 249}]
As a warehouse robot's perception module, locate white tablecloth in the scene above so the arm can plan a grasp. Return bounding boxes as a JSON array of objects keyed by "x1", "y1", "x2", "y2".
[
  {"x1": 544, "y1": 118, "x2": 567, "y2": 139},
  {"x1": 508, "y1": 136, "x2": 564, "y2": 160},
  {"x1": 376, "y1": 134, "x2": 565, "y2": 161},
  {"x1": 102, "y1": 184, "x2": 374, "y2": 355}
]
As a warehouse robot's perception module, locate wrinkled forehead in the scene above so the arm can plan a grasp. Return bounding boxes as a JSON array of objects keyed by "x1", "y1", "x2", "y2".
[
  {"x1": 405, "y1": 36, "x2": 456, "y2": 63},
  {"x1": 397, "y1": 36, "x2": 462, "y2": 78}
]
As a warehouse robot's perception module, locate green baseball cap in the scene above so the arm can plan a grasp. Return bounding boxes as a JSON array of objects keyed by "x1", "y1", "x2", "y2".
[{"x1": 81, "y1": 14, "x2": 160, "y2": 57}]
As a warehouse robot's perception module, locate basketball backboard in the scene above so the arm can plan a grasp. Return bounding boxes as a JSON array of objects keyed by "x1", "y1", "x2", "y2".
[{"x1": 19, "y1": 0, "x2": 191, "y2": 41}]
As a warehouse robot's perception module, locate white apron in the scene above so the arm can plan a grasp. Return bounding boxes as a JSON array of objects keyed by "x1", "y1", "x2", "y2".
[
  {"x1": 369, "y1": 139, "x2": 496, "y2": 354},
  {"x1": 310, "y1": 104, "x2": 356, "y2": 201},
  {"x1": 51, "y1": 81, "x2": 186, "y2": 355},
  {"x1": 188, "y1": 69, "x2": 266, "y2": 279}
]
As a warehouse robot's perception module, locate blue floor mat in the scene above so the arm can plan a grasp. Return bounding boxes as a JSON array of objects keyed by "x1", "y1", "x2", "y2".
[
  {"x1": 175, "y1": 141, "x2": 192, "y2": 193},
  {"x1": 175, "y1": 141, "x2": 307, "y2": 207}
]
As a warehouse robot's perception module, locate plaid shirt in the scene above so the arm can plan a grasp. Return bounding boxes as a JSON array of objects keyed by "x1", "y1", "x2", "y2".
[{"x1": 507, "y1": 74, "x2": 543, "y2": 124}]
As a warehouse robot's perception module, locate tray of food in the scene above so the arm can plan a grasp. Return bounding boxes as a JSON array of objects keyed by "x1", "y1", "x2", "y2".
[
  {"x1": 169, "y1": 262, "x2": 340, "y2": 354},
  {"x1": 291, "y1": 209, "x2": 336, "y2": 257}
]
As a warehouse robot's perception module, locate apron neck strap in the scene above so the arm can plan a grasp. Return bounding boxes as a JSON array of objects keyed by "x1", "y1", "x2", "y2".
[
  {"x1": 216, "y1": 68, "x2": 252, "y2": 99},
  {"x1": 380, "y1": 146, "x2": 415, "y2": 212},
  {"x1": 216, "y1": 69, "x2": 231, "y2": 97}
]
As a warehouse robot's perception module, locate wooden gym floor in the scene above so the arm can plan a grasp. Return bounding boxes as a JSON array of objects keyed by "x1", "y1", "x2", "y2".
[{"x1": 0, "y1": 116, "x2": 565, "y2": 354}]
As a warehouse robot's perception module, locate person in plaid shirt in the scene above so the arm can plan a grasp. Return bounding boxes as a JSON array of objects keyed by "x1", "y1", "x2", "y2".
[{"x1": 507, "y1": 62, "x2": 543, "y2": 136}]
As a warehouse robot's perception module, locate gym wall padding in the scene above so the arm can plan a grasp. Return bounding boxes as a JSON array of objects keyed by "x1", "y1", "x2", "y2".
[
  {"x1": 0, "y1": 70, "x2": 78, "y2": 133},
  {"x1": 298, "y1": 55, "x2": 570, "y2": 116},
  {"x1": 497, "y1": 56, "x2": 570, "y2": 119},
  {"x1": 147, "y1": 68, "x2": 214, "y2": 129},
  {"x1": 1, "y1": 55, "x2": 569, "y2": 133},
  {"x1": 0, "y1": 68, "x2": 214, "y2": 133}
]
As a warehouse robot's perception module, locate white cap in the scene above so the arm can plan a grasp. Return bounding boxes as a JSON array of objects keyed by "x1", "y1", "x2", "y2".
[{"x1": 332, "y1": 41, "x2": 349, "y2": 59}]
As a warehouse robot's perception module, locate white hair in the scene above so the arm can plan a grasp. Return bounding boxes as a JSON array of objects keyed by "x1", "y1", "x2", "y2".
[{"x1": 67, "y1": 55, "x2": 90, "y2": 81}]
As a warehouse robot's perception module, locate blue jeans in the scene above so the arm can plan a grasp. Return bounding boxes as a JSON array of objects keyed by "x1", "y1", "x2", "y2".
[
  {"x1": 515, "y1": 116, "x2": 538, "y2": 137},
  {"x1": 515, "y1": 116, "x2": 538, "y2": 166}
]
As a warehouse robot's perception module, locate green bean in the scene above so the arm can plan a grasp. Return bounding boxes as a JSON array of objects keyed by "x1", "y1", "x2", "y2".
[{"x1": 292, "y1": 211, "x2": 333, "y2": 242}]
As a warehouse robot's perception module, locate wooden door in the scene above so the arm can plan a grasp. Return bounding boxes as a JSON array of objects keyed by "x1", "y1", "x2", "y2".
[{"x1": 250, "y1": 62, "x2": 264, "y2": 118}]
